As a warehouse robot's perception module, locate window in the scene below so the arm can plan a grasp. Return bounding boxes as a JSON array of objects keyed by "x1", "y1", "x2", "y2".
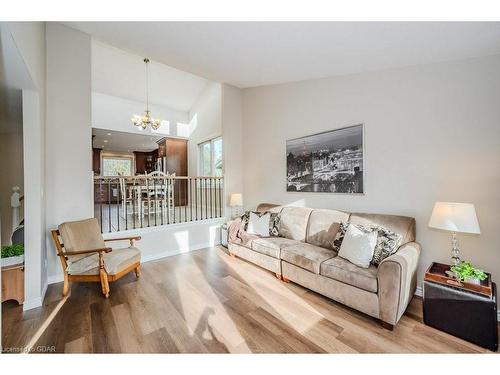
[
  {"x1": 199, "y1": 137, "x2": 223, "y2": 176},
  {"x1": 102, "y1": 155, "x2": 134, "y2": 176}
]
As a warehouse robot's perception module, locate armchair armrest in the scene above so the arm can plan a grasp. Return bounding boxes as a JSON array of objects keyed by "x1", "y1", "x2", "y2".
[
  {"x1": 377, "y1": 241, "x2": 421, "y2": 326},
  {"x1": 104, "y1": 236, "x2": 141, "y2": 246},
  {"x1": 64, "y1": 247, "x2": 112, "y2": 256}
]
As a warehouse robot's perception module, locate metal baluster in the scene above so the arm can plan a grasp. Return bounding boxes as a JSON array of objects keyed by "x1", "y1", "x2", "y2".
[
  {"x1": 184, "y1": 179, "x2": 187, "y2": 223},
  {"x1": 133, "y1": 179, "x2": 137, "y2": 229},
  {"x1": 195, "y1": 178, "x2": 198, "y2": 220},
  {"x1": 160, "y1": 178, "x2": 164, "y2": 226},
  {"x1": 99, "y1": 179, "x2": 103, "y2": 233},
  {"x1": 204, "y1": 178, "x2": 207, "y2": 219},
  {"x1": 208, "y1": 178, "x2": 212, "y2": 219},
  {"x1": 214, "y1": 178, "x2": 218, "y2": 219},
  {"x1": 154, "y1": 177, "x2": 157, "y2": 227},
  {"x1": 173, "y1": 179, "x2": 176, "y2": 224},
  {"x1": 117, "y1": 180, "x2": 120, "y2": 232},
  {"x1": 125, "y1": 178, "x2": 128, "y2": 230},
  {"x1": 167, "y1": 178, "x2": 170, "y2": 225},
  {"x1": 108, "y1": 180, "x2": 112, "y2": 233},
  {"x1": 190, "y1": 178, "x2": 193, "y2": 222}
]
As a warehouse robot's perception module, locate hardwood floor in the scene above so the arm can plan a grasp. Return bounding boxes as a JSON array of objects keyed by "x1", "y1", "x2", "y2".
[{"x1": 2, "y1": 246, "x2": 498, "y2": 353}]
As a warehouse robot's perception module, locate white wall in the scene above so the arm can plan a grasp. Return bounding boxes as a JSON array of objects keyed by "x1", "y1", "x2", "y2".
[
  {"x1": 7, "y1": 22, "x2": 48, "y2": 310},
  {"x1": 188, "y1": 82, "x2": 222, "y2": 176},
  {"x1": 0, "y1": 131, "x2": 23, "y2": 246},
  {"x1": 222, "y1": 84, "x2": 244, "y2": 216},
  {"x1": 241, "y1": 55, "x2": 500, "y2": 288},
  {"x1": 92, "y1": 92, "x2": 189, "y2": 137},
  {"x1": 45, "y1": 23, "x2": 93, "y2": 279}
]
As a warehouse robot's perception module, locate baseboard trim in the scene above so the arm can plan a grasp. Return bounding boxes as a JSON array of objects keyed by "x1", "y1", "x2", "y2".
[
  {"x1": 23, "y1": 279, "x2": 49, "y2": 311},
  {"x1": 414, "y1": 285, "x2": 499, "y2": 322},
  {"x1": 47, "y1": 241, "x2": 216, "y2": 285},
  {"x1": 415, "y1": 286, "x2": 423, "y2": 297},
  {"x1": 23, "y1": 296, "x2": 43, "y2": 311}
]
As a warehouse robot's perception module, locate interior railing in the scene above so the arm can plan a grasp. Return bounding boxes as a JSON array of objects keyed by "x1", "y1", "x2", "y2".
[{"x1": 93, "y1": 176, "x2": 224, "y2": 233}]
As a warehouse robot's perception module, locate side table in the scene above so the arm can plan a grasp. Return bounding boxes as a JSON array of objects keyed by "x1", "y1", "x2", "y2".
[
  {"x1": 423, "y1": 262, "x2": 498, "y2": 351},
  {"x1": 1, "y1": 263, "x2": 25, "y2": 305},
  {"x1": 220, "y1": 223, "x2": 229, "y2": 248}
]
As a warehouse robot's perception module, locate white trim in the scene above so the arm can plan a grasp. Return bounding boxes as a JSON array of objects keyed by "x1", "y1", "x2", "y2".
[
  {"x1": 415, "y1": 286, "x2": 423, "y2": 297},
  {"x1": 22, "y1": 276, "x2": 49, "y2": 311},
  {"x1": 23, "y1": 296, "x2": 43, "y2": 311}
]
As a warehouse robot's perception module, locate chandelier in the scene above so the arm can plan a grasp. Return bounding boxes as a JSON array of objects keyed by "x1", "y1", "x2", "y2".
[{"x1": 131, "y1": 58, "x2": 162, "y2": 130}]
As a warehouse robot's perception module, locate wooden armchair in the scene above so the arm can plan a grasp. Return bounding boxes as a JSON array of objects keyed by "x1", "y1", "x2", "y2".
[{"x1": 51, "y1": 218, "x2": 142, "y2": 298}]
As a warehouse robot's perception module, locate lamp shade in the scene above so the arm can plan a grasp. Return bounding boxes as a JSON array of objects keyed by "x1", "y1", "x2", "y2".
[
  {"x1": 428, "y1": 202, "x2": 480, "y2": 234},
  {"x1": 230, "y1": 193, "x2": 243, "y2": 207}
]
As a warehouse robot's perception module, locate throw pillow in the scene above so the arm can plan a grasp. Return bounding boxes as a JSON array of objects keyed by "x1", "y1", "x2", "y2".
[
  {"x1": 247, "y1": 212, "x2": 271, "y2": 236},
  {"x1": 338, "y1": 224, "x2": 378, "y2": 268},
  {"x1": 240, "y1": 211, "x2": 256, "y2": 230},
  {"x1": 371, "y1": 227, "x2": 402, "y2": 266},
  {"x1": 333, "y1": 221, "x2": 350, "y2": 252},
  {"x1": 269, "y1": 212, "x2": 281, "y2": 237}
]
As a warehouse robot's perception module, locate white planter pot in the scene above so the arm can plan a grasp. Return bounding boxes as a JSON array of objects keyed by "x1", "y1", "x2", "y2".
[
  {"x1": 1, "y1": 254, "x2": 24, "y2": 267},
  {"x1": 464, "y1": 277, "x2": 481, "y2": 285}
]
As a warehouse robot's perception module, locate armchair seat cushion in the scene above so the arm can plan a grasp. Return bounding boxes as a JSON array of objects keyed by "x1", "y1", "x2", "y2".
[
  {"x1": 320, "y1": 256, "x2": 378, "y2": 293},
  {"x1": 251, "y1": 237, "x2": 298, "y2": 258},
  {"x1": 67, "y1": 246, "x2": 141, "y2": 276},
  {"x1": 280, "y1": 242, "x2": 336, "y2": 274}
]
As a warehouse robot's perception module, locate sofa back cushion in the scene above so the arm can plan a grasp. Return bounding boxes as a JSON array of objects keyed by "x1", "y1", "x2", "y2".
[
  {"x1": 349, "y1": 212, "x2": 416, "y2": 244},
  {"x1": 279, "y1": 206, "x2": 313, "y2": 241},
  {"x1": 256, "y1": 203, "x2": 283, "y2": 213},
  {"x1": 306, "y1": 209, "x2": 350, "y2": 250}
]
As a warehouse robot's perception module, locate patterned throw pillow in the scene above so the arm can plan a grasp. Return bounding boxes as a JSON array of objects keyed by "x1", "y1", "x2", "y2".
[
  {"x1": 371, "y1": 227, "x2": 402, "y2": 266},
  {"x1": 332, "y1": 222, "x2": 402, "y2": 266},
  {"x1": 333, "y1": 222, "x2": 350, "y2": 252},
  {"x1": 240, "y1": 211, "x2": 253, "y2": 230},
  {"x1": 269, "y1": 212, "x2": 281, "y2": 237},
  {"x1": 240, "y1": 211, "x2": 280, "y2": 236}
]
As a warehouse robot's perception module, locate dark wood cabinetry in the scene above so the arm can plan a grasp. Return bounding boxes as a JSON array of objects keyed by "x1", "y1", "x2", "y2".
[
  {"x1": 92, "y1": 148, "x2": 101, "y2": 175},
  {"x1": 134, "y1": 150, "x2": 158, "y2": 174},
  {"x1": 157, "y1": 137, "x2": 188, "y2": 205}
]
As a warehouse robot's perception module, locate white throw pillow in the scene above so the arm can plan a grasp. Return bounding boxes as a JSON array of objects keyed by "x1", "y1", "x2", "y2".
[
  {"x1": 338, "y1": 224, "x2": 378, "y2": 268},
  {"x1": 247, "y1": 212, "x2": 270, "y2": 236}
]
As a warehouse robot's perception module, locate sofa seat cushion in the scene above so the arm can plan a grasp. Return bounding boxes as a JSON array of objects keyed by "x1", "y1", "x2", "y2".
[
  {"x1": 280, "y1": 243, "x2": 337, "y2": 274},
  {"x1": 251, "y1": 237, "x2": 298, "y2": 258},
  {"x1": 320, "y1": 256, "x2": 378, "y2": 293},
  {"x1": 67, "y1": 246, "x2": 141, "y2": 276}
]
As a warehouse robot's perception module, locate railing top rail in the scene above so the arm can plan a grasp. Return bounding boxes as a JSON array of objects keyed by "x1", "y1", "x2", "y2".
[{"x1": 94, "y1": 176, "x2": 224, "y2": 180}]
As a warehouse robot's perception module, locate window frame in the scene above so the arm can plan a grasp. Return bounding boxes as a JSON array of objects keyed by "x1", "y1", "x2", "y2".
[
  {"x1": 100, "y1": 152, "x2": 135, "y2": 177},
  {"x1": 198, "y1": 136, "x2": 223, "y2": 177}
]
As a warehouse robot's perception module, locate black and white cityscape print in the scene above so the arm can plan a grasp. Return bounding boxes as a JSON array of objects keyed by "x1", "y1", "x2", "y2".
[{"x1": 286, "y1": 124, "x2": 364, "y2": 194}]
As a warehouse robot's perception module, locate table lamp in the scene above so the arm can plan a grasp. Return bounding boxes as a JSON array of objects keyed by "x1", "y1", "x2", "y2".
[
  {"x1": 230, "y1": 193, "x2": 243, "y2": 218},
  {"x1": 428, "y1": 202, "x2": 480, "y2": 265}
]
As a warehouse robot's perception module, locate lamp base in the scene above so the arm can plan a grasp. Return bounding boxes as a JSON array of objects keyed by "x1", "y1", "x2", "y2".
[{"x1": 451, "y1": 231, "x2": 461, "y2": 266}]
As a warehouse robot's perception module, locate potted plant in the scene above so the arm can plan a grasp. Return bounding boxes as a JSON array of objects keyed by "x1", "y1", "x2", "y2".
[
  {"x1": 1, "y1": 244, "x2": 24, "y2": 267},
  {"x1": 450, "y1": 261, "x2": 487, "y2": 285}
]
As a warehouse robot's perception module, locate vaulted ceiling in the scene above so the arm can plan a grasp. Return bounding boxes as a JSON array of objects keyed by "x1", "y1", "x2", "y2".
[{"x1": 68, "y1": 22, "x2": 500, "y2": 88}]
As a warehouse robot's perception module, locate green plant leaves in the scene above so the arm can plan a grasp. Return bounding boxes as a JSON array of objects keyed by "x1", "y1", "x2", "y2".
[
  {"x1": 1, "y1": 244, "x2": 24, "y2": 258},
  {"x1": 450, "y1": 261, "x2": 487, "y2": 282}
]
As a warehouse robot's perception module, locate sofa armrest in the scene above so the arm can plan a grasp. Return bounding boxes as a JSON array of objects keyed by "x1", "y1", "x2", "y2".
[{"x1": 377, "y1": 241, "x2": 421, "y2": 326}]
